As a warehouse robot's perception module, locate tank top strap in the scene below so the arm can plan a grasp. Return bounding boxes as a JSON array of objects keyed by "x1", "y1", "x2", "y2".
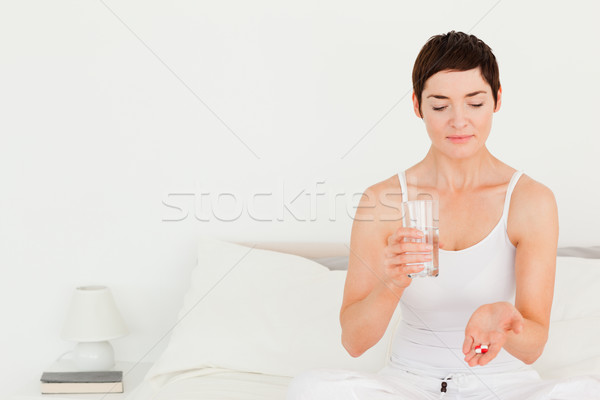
[
  {"x1": 397, "y1": 170, "x2": 408, "y2": 204},
  {"x1": 501, "y1": 170, "x2": 525, "y2": 223}
]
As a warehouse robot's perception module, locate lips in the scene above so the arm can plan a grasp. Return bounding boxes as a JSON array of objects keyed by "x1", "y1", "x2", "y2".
[{"x1": 447, "y1": 135, "x2": 473, "y2": 143}]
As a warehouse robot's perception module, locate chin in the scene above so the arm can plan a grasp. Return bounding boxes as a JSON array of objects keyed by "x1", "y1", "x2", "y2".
[{"x1": 435, "y1": 145, "x2": 480, "y2": 160}]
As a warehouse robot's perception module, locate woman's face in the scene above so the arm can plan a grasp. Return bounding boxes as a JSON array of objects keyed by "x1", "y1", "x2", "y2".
[{"x1": 412, "y1": 67, "x2": 502, "y2": 159}]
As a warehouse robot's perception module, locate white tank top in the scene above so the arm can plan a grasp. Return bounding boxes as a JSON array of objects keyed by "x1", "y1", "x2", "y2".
[{"x1": 390, "y1": 169, "x2": 532, "y2": 378}]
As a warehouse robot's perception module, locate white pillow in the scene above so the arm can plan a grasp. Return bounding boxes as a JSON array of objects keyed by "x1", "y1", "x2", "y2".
[
  {"x1": 532, "y1": 256, "x2": 600, "y2": 379},
  {"x1": 146, "y1": 236, "x2": 401, "y2": 389}
]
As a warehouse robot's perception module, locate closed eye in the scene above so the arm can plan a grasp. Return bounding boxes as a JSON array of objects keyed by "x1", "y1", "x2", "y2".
[{"x1": 432, "y1": 104, "x2": 483, "y2": 111}]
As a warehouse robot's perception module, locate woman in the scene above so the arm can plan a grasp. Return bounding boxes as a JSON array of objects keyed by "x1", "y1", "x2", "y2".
[{"x1": 287, "y1": 31, "x2": 599, "y2": 399}]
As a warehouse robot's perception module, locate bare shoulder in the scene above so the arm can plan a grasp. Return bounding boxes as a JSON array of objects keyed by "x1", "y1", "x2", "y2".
[
  {"x1": 511, "y1": 174, "x2": 557, "y2": 216},
  {"x1": 354, "y1": 174, "x2": 404, "y2": 224},
  {"x1": 367, "y1": 174, "x2": 403, "y2": 197},
  {"x1": 508, "y1": 174, "x2": 559, "y2": 247}
]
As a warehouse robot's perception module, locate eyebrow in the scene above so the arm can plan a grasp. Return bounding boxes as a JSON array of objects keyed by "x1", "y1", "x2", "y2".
[{"x1": 426, "y1": 90, "x2": 487, "y2": 99}]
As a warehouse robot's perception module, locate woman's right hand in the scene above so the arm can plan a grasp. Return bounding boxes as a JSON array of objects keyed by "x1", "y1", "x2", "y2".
[{"x1": 383, "y1": 227, "x2": 433, "y2": 290}]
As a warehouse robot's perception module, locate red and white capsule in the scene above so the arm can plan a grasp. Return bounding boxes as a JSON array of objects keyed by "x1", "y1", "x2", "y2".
[{"x1": 475, "y1": 345, "x2": 489, "y2": 354}]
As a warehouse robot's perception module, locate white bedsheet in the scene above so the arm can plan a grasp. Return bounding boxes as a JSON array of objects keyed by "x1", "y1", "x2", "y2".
[
  {"x1": 126, "y1": 249, "x2": 600, "y2": 400},
  {"x1": 127, "y1": 368, "x2": 292, "y2": 400}
]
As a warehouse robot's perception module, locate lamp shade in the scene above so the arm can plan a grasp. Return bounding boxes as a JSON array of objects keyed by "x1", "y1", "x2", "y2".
[{"x1": 61, "y1": 285, "x2": 128, "y2": 342}]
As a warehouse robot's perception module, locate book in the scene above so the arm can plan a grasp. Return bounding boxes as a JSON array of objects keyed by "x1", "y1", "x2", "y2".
[{"x1": 40, "y1": 370, "x2": 123, "y2": 394}]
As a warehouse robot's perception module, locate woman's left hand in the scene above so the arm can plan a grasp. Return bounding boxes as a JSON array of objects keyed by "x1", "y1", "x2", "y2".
[{"x1": 462, "y1": 301, "x2": 524, "y2": 367}]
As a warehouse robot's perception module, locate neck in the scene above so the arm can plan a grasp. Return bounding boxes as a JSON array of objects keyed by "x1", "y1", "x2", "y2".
[{"x1": 417, "y1": 145, "x2": 500, "y2": 193}]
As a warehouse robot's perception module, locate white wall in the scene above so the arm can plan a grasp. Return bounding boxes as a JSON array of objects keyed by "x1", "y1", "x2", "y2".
[{"x1": 1, "y1": 0, "x2": 599, "y2": 396}]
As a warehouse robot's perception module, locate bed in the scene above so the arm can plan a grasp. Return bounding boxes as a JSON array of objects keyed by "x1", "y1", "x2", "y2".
[{"x1": 126, "y1": 237, "x2": 600, "y2": 399}]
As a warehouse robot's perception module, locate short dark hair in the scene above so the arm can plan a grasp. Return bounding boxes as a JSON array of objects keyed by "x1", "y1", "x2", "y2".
[{"x1": 412, "y1": 31, "x2": 500, "y2": 116}]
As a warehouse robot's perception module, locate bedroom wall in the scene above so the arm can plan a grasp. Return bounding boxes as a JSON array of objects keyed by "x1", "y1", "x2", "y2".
[{"x1": 1, "y1": 1, "x2": 599, "y2": 396}]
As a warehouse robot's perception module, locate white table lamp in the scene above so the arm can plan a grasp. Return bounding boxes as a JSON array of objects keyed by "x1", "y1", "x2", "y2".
[{"x1": 61, "y1": 285, "x2": 128, "y2": 371}]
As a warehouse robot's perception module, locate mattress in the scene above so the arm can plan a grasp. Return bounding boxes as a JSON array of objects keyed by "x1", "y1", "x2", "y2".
[{"x1": 127, "y1": 369, "x2": 292, "y2": 400}]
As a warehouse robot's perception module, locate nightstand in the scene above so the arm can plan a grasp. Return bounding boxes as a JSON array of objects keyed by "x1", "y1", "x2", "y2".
[{"x1": 9, "y1": 360, "x2": 152, "y2": 400}]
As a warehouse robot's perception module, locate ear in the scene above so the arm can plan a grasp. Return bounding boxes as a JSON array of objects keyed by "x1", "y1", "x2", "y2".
[
  {"x1": 494, "y1": 86, "x2": 502, "y2": 112},
  {"x1": 412, "y1": 92, "x2": 423, "y2": 118}
]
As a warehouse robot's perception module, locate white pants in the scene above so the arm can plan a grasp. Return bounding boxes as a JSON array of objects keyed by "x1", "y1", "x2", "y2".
[{"x1": 286, "y1": 363, "x2": 600, "y2": 400}]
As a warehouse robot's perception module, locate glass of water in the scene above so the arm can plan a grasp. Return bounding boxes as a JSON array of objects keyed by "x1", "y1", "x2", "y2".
[{"x1": 402, "y1": 199, "x2": 439, "y2": 278}]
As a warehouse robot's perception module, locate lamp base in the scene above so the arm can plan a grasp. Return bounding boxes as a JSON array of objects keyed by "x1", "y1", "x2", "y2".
[{"x1": 73, "y1": 341, "x2": 115, "y2": 371}]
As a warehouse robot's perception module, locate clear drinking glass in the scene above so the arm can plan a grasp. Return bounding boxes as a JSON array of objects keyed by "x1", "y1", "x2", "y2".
[{"x1": 402, "y1": 199, "x2": 439, "y2": 278}]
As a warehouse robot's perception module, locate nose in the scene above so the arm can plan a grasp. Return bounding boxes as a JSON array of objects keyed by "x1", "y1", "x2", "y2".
[{"x1": 450, "y1": 106, "x2": 468, "y2": 130}]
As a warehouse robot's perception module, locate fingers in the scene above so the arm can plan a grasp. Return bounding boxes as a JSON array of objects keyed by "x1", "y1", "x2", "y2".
[
  {"x1": 462, "y1": 303, "x2": 518, "y2": 367},
  {"x1": 383, "y1": 263, "x2": 424, "y2": 289},
  {"x1": 388, "y1": 241, "x2": 433, "y2": 255},
  {"x1": 388, "y1": 262, "x2": 426, "y2": 277},
  {"x1": 465, "y1": 342, "x2": 501, "y2": 367},
  {"x1": 388, "y1": 228, "x2": 425, "y2": 245},
  {"x1": 384, "y1": 253, "x2": 432, "y2": 266},
  {"x1": 463, "y1": 333, "x2": 504, "y2": 367},
  {"x1": 462, "y1": 334, "x2": 479, "y2": 365},
  {"x1": 383, "y1": 227, "x2": 431, "y2": 288},
  {"x1": 462, "y1": 335, "x2": 474, "y2": 356},
  {"x1": 383, "y1": 254, "x2": 430, "y2": 283},
  {"x1": 410, "y1": 241, "x2": 433, "y2": 252},
  {"x1": 403, "y1": 264, "x2": 425, "y2": 276},
  {"x1": 383, "y1": 234, "x2": 432, "y2": 269},
  {"x1": 477, "y1": 342, "x2": 501, "y2": 366}
]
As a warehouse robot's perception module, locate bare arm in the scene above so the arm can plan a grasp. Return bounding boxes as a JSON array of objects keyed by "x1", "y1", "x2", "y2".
[
  {"x1": 463, "y1": 179, "x2": 558, "y2": 366},
  {"x1": 340, "y1": 185, "x2": 432, "y2": 357},
  {"x1": 502, "y1": 181, "x2": 558, "y2": 363},
  {"x1": 340, "y1": 277, "x2": 404, "y2": 358}
]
